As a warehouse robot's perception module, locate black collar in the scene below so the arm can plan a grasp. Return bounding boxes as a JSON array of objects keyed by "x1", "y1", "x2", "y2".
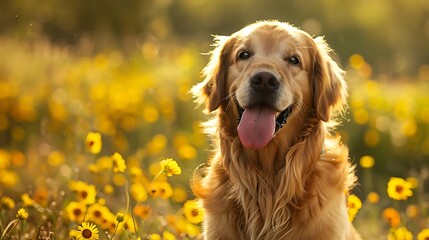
[{"x1": 275, "y1": 106, "x2": 293, "y2": 132}]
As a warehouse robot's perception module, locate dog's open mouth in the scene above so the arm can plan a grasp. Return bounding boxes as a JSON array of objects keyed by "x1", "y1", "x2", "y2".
[{"x1": 237, "y1": 103, "x2": 292, "y2": 149}]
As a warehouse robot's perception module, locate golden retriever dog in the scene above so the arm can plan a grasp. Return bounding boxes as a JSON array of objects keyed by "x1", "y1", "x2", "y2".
[{"x1": 191, "y1": 20, "x2": 361, "y2": 240}]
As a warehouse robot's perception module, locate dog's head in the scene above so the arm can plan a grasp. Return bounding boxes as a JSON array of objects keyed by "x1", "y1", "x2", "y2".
[{"x1": 193, "y1": 21, "x2": 347, "y2": 149}]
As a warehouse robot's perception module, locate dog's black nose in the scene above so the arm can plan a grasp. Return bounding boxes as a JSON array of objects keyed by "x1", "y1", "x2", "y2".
[{"x1": 250, "y1": 71, "x2": 280, "y2": 93}]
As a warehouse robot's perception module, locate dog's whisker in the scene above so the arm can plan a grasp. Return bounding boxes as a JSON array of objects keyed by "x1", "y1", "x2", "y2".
[
  {"x1": 218, "y1": 92, "x2": 234, "y2": 106},
  {"x1": 224, "y1": 94, "x2": 237, "y2": 111}
]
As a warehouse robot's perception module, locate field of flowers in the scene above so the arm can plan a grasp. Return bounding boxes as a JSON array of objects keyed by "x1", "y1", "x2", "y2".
[{"x1": 0, "y1": 37, "x2": 428, "y2": 239}]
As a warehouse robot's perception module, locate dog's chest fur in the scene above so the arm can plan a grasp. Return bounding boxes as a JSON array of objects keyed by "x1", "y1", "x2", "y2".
[{"x1": 199, "y1": 133, "x2": 353, "y2": 240}]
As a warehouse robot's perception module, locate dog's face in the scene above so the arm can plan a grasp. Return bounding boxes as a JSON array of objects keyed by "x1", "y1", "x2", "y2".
[
  {"x1": 231, "y1": 24, "x2": 312, "y2": 115},
  {"x1": 193, "y1": 21, "x2": 347, "y2": 149}
]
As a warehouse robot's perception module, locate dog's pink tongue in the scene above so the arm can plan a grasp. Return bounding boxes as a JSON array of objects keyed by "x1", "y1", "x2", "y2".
[{"x1": 237, "y1": 106, "x2": 276, "y2": 149}]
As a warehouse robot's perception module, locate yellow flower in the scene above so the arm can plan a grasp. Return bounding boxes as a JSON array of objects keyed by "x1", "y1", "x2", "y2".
[
  {"x1": 173, "y1": 217, "x2": 200, "y2": 236},
  {"x1": 95, "y1": 156, "x2": 113, "y2": 171},
  {"x1": 406, "y1": 177, "x2": 419, "y2": 188},
  {"x1": 149, "y1": 162, "x2": 162, "y2": 176},
  {"x1": 146, "y1": 134, "x2": 167, "y2": 156},
  {"x1": 388, "y1": 227, "x2": 413, "y2": 240},
  {"x1": 185, "y1": 221, "x2": 202, "y2": 237},
  {"x1": 177, "y1": 144, "x2": 197, "y2": 160},
  {"x1": 103, "y1": 184, "x2": 114, "y2": 195},
  {"x1": 86, "y1": 132, "x2": 102, "y2": 154},
  {"x1": 33, "y1": 187, "x2": 49, "y2": 207},
  {"x1": 387, "y1": 177, "x2": 413, "y2": 201},
  {"x1": 148, "y1": 233, "x2": 161, "y2": 240},
  {"x1": 183, "y1": 199, "x2": 204, "y2": 224},
  {"x1": 406, "y1": 204, "x2": 420, "y2": 218},
  {"x1": 76, "y1": 222, "x2": 99, "y2": 240},
  {"x1": 359, "y1": 155, "x2": 375, "y2": 168},
  {"x1": 0, "y1": 149, "x2": 10, "y2": 169},
  {"x1": 1, "y1": 196, "x2": 15, "y2": 209},
  {"x1": 69, "y1": 180, "x2": 97, "y2": 205},
  {"x1": 172, "y1": 186, "x2": 188, "y2": 203},
  {"x1": 367, "y1": 192, "x2": 380, "y2": 204},
  {"x1": 383, "y1": 208, "x2": 401, "y2": 228},
  {"x1": 16, "y1": 208, "x2": 28, "y2": 220},
  {"x1": 123, "y1": 215, "x2": 136, "y2": 233},
  {"x1": 160, "y1": 158, "x2": 181, "y2": 176},
  {"x1": 65, "y1": 201, "x2": 87, "y2": 222},
  {"x1": 163, "y1": 231, "x2": 176, "y2": 240},
  {"x1": 86, "y1": 203, "x2": 111, "y2": 226},
  {"x1": 347, "y1": 194, "x2": 362, "y2": 222},
  {"x1": 69, "y1": 229, "x2": 79, "y2": 238},
  {"x1": 418, "y1": 229, "x2": 429, "y2": 240},
  {"x1": 0, "y1": 170, "x2": 19, "y2": 187},
  {"x1": 99, "y1": 211, "x2": 116, "y2": 232},
  {"x1": 143, "y1": 105, "x2": 159, "y2": 123},
  {"x1": 113, "y1": 214, "x2": 136, "y2": 234},
  {"x1": 129, "y1": 166, "x2": 144, "y2": 177},
  {"x1": 111, "y1": 152, "x2": 126, "y2": 173},
  {"x1": 21, "y1": 193, "x2": 34, "y2": 206},
  {"x1": 48, "y1": 150, "x2": 65, "y2": 166},
  {"x1": 148, "y1": 181, "x2": 173, "y2": 199},
  {"x1": 113, "y1": 173, "x2": 126, "y2": 186},
  {"x1": 97, "y1": 198, "x2": 106, "y2": 205},
  {"x1": 130, "y1": 182, "x2": 148, "y2": 202},
  {"x1": 166, "y1": 214, "x2": 177, "y2": 228},
  {"x1": 134, "y1": 204, "x2": 151, "y2": 219},
  {"x1": 10, "y1": 150, "x2": 25, "y2": 166},
  {"x1": 349, "y1": 54, "x2": 365, "y2": 69},
  {"x1": 88, "y1": 164, "x2": 98, "y2": 173}
]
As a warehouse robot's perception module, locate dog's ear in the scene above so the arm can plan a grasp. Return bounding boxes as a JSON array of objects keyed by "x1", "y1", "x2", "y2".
[
  {"x1": 311, "y1": 37, "x2": 347, "y2": 122},
  {"x1": 192, "y1": 35, "x2": 236, "y2": 112}
]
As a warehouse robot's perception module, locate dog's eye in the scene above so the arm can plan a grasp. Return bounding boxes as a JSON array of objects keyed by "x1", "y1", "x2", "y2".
[
  {"x1": 237, "y1": 51, "x2": 251, "y2": 60},
  {"x1": 287, "y1": 56, "x2": 300, "y2": 65}
]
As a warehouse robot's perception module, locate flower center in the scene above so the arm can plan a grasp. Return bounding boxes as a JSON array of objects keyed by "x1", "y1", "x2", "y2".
[
  {"x1": 73, "y1": 208, "x2": 82, "y2": 216},
  {"x1": 80, "y1": 191, "x2": 88, "y2": 199},
  {"x1": 82, "y1": 229, "x2": 92, "y2": 238},
  {"x1": 191, "y1": 209, "x2": 199, "y2": 217},
  {"x1": 395, "y1": 185, "x2": 404, "y2": 194},
  {"x1": 93, "y1": 210, "x2": 101, "y2": 218}
]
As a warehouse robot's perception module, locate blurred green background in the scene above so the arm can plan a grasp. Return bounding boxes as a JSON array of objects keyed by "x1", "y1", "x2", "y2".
[
  {"x1": 0, "y1": 0, "x2": 429, "y2": 239},
  {"x1": 2, "y1": 0, "x2": 429, "y2": 75}
]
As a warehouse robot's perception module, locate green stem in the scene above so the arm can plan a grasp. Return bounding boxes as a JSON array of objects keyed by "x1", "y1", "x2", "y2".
[
  {"x1": 19, "y1": 220, "x2": 25, "y2": 239},
  {"x1": 125, "y1": 179, "x2": 130, "y2": 216},
  {"x1": 151, "y1": 170, "x2": 164, "y2": 183},
  {"x1": 109, "y1": 222, "x2": 119, "y2": 240}
]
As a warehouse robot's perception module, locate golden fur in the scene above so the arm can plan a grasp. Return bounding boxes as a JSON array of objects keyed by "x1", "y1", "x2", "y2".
[{"x1": 191, "y1": 21, "x2": 361, "y2": 240}]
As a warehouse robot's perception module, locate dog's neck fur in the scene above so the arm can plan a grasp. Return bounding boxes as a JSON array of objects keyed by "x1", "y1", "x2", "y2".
[{"x1": 215, "y1": 106, "x2": 323, "y2": 236}]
